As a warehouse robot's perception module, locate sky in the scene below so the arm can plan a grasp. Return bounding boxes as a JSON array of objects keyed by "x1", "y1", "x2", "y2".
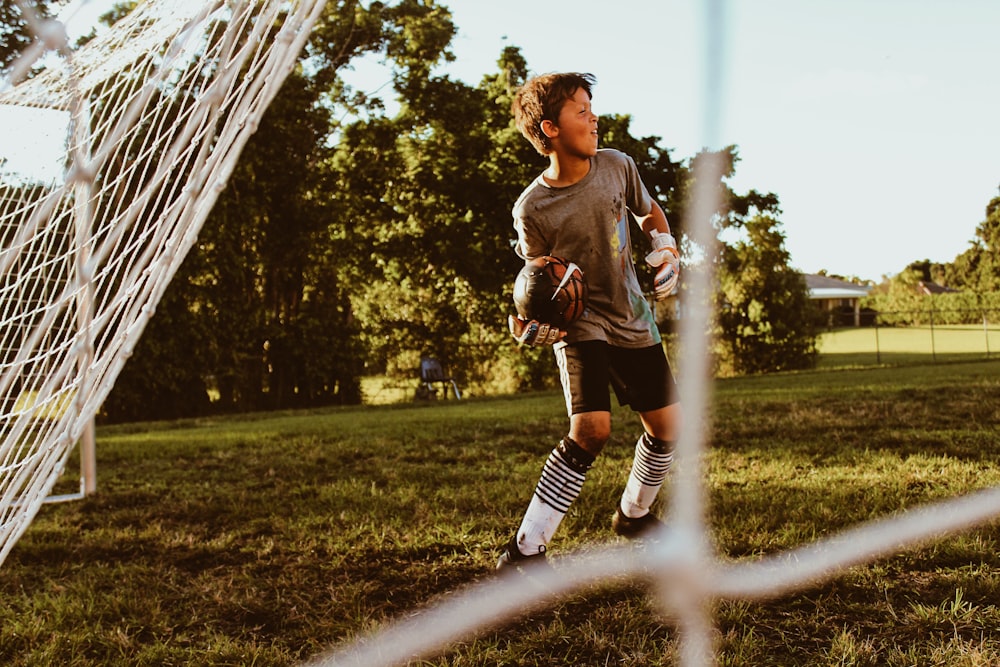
[
  {"x1": 415, "y1": 0, "x2": 999, "y2": 283},
  {"x1": 9, "y1": 0, "x2": 999, "y2": 283}
]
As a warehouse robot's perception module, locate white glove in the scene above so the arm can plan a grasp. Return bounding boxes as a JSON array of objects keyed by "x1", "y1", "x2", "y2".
[
  {"x1": 653, "y1": 263, "x2": 679, "y2": 300},
  {"x1": 645, "y1": 231, "x2": 680, "y2": 299},
  {"x1": 645, "y1": 230, "x2": 679, "y2": 267}
]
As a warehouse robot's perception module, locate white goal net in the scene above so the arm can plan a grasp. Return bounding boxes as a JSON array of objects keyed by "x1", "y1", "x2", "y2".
[{"x1": 0, "y1": 0, "x2": 326, "y2": 567}]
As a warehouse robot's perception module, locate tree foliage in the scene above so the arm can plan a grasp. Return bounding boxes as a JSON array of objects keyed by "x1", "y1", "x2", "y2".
[
  {"x1": 716, "y1": 212, "x2": 819, "y2": 375},
  {"x1": 105, "y1": 1, "x2": 411, "y2": 418},
  {"x1": 690, "y1": 147, "x2": 819, "y2": 376},
  {"x1": 325, "y1": 46, "x2": 548, "y2": 393},
  {"x1": 944, "y1": 188, "x2": 1000, "y2": 292},
  {"x1": 0, "y1": 2, "x2": 831, "y2": 421},
  {"x1": 0, "y1": 1, "x2": 50, "y2": 71}
]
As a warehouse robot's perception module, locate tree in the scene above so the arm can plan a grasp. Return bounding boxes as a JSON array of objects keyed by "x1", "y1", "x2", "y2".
[
  {"x1": 324, "y1": 45, "x2": 535, "y2": 392},
  {"x1": 944, "y1": 188, "x2": 1000, "y2": 292},
  {"x1": 105, "y1": 1, "x2": 445, "y2": 419},
  {"x1": 99, "y1": 271, "x2": 215, "y2": 422},
  {"x1": 0, "y1": 1, "x2": 52, "y2": 71},
  {"x1": 716, "y1": 213, "x2": 819, "y2": 375},
  {"x1": 686, "y1": 147, "x2": 819, "y2": 375}
]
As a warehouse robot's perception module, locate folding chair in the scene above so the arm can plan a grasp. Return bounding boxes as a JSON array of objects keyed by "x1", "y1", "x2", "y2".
[{"x1": 418, "y1": 357, "x2": 461, "y2": 400}]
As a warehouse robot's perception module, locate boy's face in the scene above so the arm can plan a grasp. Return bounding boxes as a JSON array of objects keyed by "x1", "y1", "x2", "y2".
[{"x1": 551, "y1": 87, "x2": 598, "y2": 158}]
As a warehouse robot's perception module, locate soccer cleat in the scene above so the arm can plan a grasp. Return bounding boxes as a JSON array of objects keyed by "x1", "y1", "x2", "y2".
[
  {"x1": 612, "y1": 506, "x2": 665, "y2": 540},
  {"x1": 495, "y1": 535, "x2": 552, "y2": 575}
]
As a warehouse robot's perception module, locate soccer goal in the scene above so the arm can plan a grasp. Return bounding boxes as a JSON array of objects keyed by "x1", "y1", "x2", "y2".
[{"x1": 0, "y1": 0, "x2": 326, "y2": 568}]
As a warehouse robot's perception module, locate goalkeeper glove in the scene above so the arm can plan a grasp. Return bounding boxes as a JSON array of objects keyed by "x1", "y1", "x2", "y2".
[
  {"x1": 645, "y1": 230, "x2": 680, "y2": 300},
  {"x1": 508, "y1": 315, "x2": 563, "y2": 347}
]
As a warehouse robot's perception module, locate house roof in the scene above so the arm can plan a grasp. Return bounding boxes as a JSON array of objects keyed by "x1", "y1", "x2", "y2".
[{"x1": 803, "y1": 274, "x2": 871, "y2": 300}]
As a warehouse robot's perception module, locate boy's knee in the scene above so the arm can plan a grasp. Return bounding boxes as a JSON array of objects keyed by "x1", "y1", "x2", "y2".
[
  {"x1": 556, "y1": 436, "x2": 596, "y2": 471},
  {"x1": 640, "y1": 432, "x2": 674, "y2": 454},
  {"x1": 569, "y1": 412, "x2": 612, "y2": 455},
  {"x1": 570, "y1": 432, "x2": 610, "y2": 456}
]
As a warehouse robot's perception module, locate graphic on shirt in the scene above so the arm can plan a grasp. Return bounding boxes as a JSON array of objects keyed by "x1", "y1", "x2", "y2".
[{"x1": 609, "y1": 192, "x2": 627, "y2": 274}]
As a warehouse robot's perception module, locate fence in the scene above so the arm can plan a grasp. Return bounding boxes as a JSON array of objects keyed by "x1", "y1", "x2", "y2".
[{"x1": 818, "y1": 308, "x2": 999, "y2": 368}]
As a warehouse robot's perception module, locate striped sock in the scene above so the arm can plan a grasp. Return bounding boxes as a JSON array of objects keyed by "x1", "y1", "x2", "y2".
[
  {"x1": 620, "y1": 432, "x2": 674, "y2": 519},
  {"x1": 515, "y1": 438, "x2": 594, "y2": 556}
]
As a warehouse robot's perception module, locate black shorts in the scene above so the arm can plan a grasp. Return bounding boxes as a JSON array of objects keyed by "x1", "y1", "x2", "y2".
[{"x1": 553, "y1": 340, "x2": 679, "y2": 416}]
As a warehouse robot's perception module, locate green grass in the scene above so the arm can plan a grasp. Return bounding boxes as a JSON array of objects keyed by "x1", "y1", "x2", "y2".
[
  {"x1": 818, "y1": 324, "x2": 999, "y2": 368},
  {"x1": 2, "y1": 361, "x2": 1000, "y2": 665}
]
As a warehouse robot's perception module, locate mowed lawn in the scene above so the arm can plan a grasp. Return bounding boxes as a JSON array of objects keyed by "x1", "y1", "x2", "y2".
[
  {"x1": 818, "y1": 323, "x2": 1000, "y2": 369},
  {"x1": 2, "y1": 359, "x2": 1000, "y2": 665}
]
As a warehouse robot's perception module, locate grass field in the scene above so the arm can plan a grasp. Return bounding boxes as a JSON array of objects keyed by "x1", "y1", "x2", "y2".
[
  {"x1": 818, "y1": 324, "x2": 999, "y2": 369},
  {"x1": 2, "y1": 360, "x2": 1000, "y2": 665}
]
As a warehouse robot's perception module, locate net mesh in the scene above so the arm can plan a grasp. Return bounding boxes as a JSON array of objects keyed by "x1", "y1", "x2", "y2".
[{"x1": 0, "y1": 0, "x2": 326, "y2": 567}]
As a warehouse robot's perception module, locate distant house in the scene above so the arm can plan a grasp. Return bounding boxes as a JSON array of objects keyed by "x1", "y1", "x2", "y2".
[{"x1": 804, "y1": 274, "x2": 872, "y2": 327}]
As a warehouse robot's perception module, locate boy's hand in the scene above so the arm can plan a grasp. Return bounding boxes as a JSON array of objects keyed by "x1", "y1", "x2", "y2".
[
  {"x1": 508, "y1": 315, "x2": 563, "y2": 347},
  {"x1": 653, "y1": 262, "x2": 679, "y2": 300},
  {"x1": 645, "y1": 230, "x2": 680, "y2": 300},
  {"x1": 645, "y1": 230, "x2": 679, "y2": 267}
]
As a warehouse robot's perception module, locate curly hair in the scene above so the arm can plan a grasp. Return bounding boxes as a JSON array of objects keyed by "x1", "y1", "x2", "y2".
[{"x1": 511, "y1": 72, "x2": 596, "y2": 156}]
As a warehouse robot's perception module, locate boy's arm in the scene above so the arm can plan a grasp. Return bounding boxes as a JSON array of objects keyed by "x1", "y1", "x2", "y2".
[
  {"x1": 636, "y1": 201, "x2": 680, "y2": 300},
  {"x1": 636, "y1": 200, "x2": 672, "y2": 238}
]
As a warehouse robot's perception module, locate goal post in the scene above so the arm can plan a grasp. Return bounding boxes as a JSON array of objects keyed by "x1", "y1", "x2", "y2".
[{"x1": 0, "y1": 0, "x2": 327, "y2": 567}]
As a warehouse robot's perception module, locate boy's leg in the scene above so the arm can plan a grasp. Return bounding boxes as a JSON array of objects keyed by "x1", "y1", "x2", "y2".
[
  {"x1": 623, "y1": 402, "x2": 681, "y2": 520},
  {"x1": 509, "y1": 436, "x2": 595, "y2": 557},
  {"x1": 606, "y1": 345, "x2": 681, "y2": 537},
  {"x1": 498, "y1": 343, "x2": 611, "y2": 569},
  {"x1": 619, "y1": 431, "x2": 674, "y2": 518}
]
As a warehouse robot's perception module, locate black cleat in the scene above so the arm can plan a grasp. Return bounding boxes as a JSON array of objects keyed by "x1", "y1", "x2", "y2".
[
  {"x1": 495, "y1": 535, "x2": 552, "y2": 575},
  {"x1": 612, "y1": 506, "x2": 665, "y2": 540}
]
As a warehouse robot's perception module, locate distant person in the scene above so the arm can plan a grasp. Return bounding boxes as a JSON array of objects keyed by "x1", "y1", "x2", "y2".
[{"x1": 498, "y1": 72, "x2": 682, "y2": 573}]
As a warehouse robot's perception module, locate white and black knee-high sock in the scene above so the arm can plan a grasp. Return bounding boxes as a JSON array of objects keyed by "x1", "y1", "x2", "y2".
[
  {"x1": 620, "y1": 432, "x2": 674, "y2": 519},
  {"x1": 515, "y1": 437, "x2": 595, "y2": 557}
]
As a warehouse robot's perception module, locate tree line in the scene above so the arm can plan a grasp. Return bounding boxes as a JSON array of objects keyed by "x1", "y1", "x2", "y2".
[
  {"x1": 103, "y1": 0, "x2": 827, "y2": 422},
  {"x1": 882, "y1": 188, "x2": 1000, "y2": 295},
  {"x1": 22, "y1": 1, "x2": 977, "y2": 422}
]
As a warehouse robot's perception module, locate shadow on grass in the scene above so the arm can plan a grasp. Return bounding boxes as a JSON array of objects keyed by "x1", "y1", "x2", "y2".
[{"x1": 818, "y1": 351, "x2": 995, "y2": 369}]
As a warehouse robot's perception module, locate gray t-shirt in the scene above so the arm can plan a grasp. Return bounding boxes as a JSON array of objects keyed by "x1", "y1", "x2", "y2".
[{"x1": 512, "y1": 149, "x2": 661, "y2": 348}]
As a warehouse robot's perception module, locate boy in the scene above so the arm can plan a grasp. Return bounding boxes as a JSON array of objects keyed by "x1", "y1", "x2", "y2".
[{"x1": 498, "y1": 72, "x2": 682, "y2": 573}]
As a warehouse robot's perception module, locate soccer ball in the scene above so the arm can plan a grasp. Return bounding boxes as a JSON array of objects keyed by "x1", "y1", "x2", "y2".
[{"x1": 512, "y1": 256, "x2": 588, "y2": 328}]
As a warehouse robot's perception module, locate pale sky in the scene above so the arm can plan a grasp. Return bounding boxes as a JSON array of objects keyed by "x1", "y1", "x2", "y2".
[
  {"x1": 15, "y1": 0, "x2": 1000, "y2": 283},
  {"x1": 421, "y1": 0, "x2": 999, "y2": 282}
]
